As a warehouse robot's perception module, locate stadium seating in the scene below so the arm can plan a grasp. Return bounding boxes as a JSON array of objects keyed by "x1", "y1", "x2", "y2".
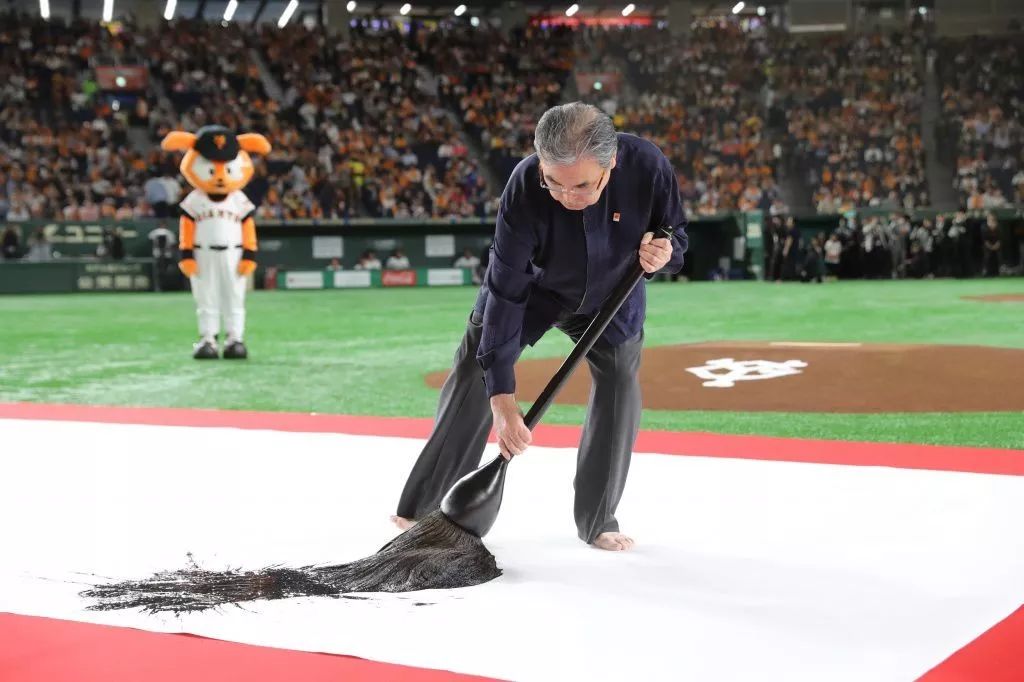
[{"x1": 2, "y1": 9, "x2": 1021, "y2": 231}]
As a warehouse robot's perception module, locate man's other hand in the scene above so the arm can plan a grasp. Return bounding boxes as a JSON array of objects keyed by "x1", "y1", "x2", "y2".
[{"x1": 639, "y1": 231, "x2": 673, "y2": 273}]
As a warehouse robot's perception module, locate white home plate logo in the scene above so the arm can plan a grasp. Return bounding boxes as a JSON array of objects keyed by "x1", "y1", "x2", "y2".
[{"x1": 686, "y1": 357, "x2": 808, "y2": 388}]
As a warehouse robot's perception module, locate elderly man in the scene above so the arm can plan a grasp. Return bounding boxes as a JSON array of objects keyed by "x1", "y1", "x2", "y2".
[{"x1": 393, "y1": 102, "x2": 688, "y2": 551}]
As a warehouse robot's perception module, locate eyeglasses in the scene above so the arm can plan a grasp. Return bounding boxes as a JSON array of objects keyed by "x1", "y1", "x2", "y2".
[{"x1": 539, "y1": 167, "x2": 608, "y2": 197}]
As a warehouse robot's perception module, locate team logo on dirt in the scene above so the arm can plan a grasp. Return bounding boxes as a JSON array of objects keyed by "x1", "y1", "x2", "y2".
[{"x1": 686, "y1": 358, "x2": 808, "y2": 388}]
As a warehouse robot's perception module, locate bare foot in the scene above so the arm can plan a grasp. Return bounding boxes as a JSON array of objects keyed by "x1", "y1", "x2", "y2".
[
  {"x1": 390, "y1": 515, "x2": 416, "y2": 531},
  {"x1": 592, "y1": 532, "x2": 635, "y2": 552}
]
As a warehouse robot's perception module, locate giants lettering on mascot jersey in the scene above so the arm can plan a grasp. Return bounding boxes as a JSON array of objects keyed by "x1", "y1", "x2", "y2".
[{"x1": 195, "y1": 208, "x2": 244, "y2": 222}]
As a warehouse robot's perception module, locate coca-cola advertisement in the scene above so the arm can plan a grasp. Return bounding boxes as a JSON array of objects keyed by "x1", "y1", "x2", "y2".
[{"x1": 381, "y1": 270, "x2": 417, "y2": 287}]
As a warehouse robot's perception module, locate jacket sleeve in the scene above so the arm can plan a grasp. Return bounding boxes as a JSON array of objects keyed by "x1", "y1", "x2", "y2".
[
  {"x1": 477, "y1": 198, "x2": 538, "y2": 397},
  {"x1": 648, "y1": 158, "x2": 689, "y2": 276}
]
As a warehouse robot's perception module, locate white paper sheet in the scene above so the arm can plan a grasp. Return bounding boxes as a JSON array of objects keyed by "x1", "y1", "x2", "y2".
[{"x1": 1, "y1": 418, "x2": 1022, "y2": 681}]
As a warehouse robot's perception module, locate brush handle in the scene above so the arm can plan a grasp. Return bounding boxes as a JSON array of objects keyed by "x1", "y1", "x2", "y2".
[
  {"x1": 521, "y1": 225, "x2": 675, "y2": 430},
  {"x1": 439, "y1": 226, "x2": 676, "y2": 538}
]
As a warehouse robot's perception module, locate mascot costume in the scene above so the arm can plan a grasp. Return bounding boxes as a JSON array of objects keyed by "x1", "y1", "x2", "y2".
[{"x1": 161, "y1": 126, "x2": 271, "y2": 359}]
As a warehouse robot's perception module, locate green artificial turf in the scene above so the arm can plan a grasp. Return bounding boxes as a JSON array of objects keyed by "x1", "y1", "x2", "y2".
[{"x1": 1, "y1": 278, "x2": 1022, "y2": 449}]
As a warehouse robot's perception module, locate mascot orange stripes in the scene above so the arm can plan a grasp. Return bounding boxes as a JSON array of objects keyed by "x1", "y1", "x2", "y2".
[{"x1": 161, "y1": 126, "x2": 271, "y2": 359}]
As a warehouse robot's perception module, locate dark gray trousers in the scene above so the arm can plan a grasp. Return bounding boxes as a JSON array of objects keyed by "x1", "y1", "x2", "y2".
[{"x1": 396, "y1": 311, "x2": 643, "y2": 544}]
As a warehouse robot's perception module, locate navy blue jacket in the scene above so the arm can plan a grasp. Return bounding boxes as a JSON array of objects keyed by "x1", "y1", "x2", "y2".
[{"x1": 474, "y1": 133, "x2": 689, "y2": 397}]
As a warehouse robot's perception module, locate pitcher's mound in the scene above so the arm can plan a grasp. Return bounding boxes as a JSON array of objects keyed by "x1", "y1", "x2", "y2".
[{"x1": 426, "y1": 342, "x2": 1024, "y2": 413}]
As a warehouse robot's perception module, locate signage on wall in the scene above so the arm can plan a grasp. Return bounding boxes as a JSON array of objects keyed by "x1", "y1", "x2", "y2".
[
  {"x1": 334, "y1": 270, "x2": 372, "y2": 288},
  {"x1": 381, "y1": 270, "x2": 417, "y2": 287},
  {"x1": 284, "y1": 271, "x2": 326, "y2": 289}
]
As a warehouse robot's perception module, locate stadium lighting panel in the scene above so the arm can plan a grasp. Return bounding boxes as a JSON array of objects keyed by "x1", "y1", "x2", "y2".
[
  {"x1": 39, "y1": 0, "x2": 50, "y2": 19},
  {"x1": 731, "y1": 1, "x2": 744, "y2": 13},
  {"x1": 454, "y1": 4, "x2": 466, "y2": 16},
  {"x1": 400, "y1": 3, "x2": 412, "y2": 15},
  {"x1": 621, "y1": 3, "x2": 635, "y2": 16},
  {"x1": 566, "y1": 3, "x2": 579, "y2": 17},
  {"x1": 164, "y1": 0, "x2": 176, "y2": 20},
  {"x1": 278, "y1": 0, "x2": 299, "y2": 27},
  {"x1": 224, "y1": 0, "x2": 238, "y2": 21},
  {"x1": 346, "y1": 1, "x2": 357, "y2": 11},
  {"x1": 102, "y1": 0, "x2": 114, "y2": 22}
]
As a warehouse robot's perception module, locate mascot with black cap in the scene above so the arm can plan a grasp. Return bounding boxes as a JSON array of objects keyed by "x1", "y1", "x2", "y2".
[{"x1": 161, "y1": 126, "x2": 271, "y2": 359}]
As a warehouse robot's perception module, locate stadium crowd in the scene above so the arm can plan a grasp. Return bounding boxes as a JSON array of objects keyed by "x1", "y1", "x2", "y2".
[
  {"x1": 1, "y1": 8, "x2": 1023, "y2": 238},
  {"x1": 611, "y1": 23, "x2": 785, "y2": 216},
  {"x1": 145, "y1": 20, "x2": 492, "y2": 219},
  {"x1": 772, "y1": 32, "x2": 929, "y2": 213},
  {"x1": 425, "y1": 23, "x2": 576, "y2": 183},
  {"x1": 937, "y1": 37, "x2": 1021, "y2": 210},
  {"x1": 251, "y1": 22, "x2": 492, "y2": 219},
  {"x1": 0, "y1": 12, "x2": 158, "y2": 223}
]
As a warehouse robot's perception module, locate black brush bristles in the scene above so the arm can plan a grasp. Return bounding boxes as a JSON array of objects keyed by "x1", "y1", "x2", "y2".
[{"x1": 81, "y1": 511, "x2": 501, "y2": 614}]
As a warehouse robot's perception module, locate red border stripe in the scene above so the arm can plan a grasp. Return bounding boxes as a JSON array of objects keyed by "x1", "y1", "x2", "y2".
[
  {"x1": 0, "y1": 402, "x2": 1021, "y2": 476},
  {"x1": 0, "y1": 614, "x2": 494, "y2": 682},
  {"x1": 918, "y1": 606, "x2": 1024, "y2": 682}
]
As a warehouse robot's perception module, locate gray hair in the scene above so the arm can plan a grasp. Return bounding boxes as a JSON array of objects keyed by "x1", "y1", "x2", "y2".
[{"x1": 534, "y1": 102, "x2": 618, "y2": 169}]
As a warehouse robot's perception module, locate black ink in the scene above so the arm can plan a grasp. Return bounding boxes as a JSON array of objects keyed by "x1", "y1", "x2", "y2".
[{"x1": 82, "y1": 511, "x2": 500, "y2": 614}]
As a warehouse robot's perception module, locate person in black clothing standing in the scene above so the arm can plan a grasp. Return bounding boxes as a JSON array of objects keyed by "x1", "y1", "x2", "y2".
[
  {"x1": 801, "y1": 236, "x2": 824, "y2": 283},
  {"x1": 948, "y1": 211, "x2": 971, "y2": 278},
  {"x1": 982, "y1": 213, "x2": 1002, "y2": 277},
  {"x1": 781, "y1": 217, "x2": 801, "y2": 280},
  {"x1": 765, "y1": 216, "x2": 782, "y2": 281},
  {"x1": 1, "y1": 225, "x2": 20, "y2": 260},
  {"x1": 933, "y1": 214, "x2": 951, "y2": 277},
  {"x1": 110, "y1": 228, "x2": 126, "y2": 261}
]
